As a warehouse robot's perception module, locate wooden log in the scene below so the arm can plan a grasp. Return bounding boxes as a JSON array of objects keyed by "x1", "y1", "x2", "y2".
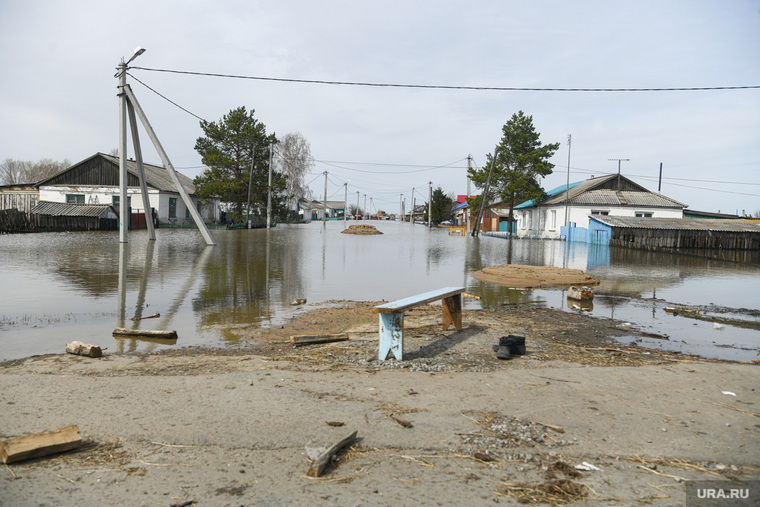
[
  {"x1": 290, "y1": 333, "x2": 349, "y2": 346},
  {"x1": 129, "y1": 313, "x2": 160, "y2": 321},
  {"x1": 65, "y1": 341, "x2": 103, "y2": 358},
  {"x1": 307, "y1": 430, "x2": 357, "y2": 477},
  {"x1": 1, "y1": 425, "x2": 82, "y2": 464},
  {"x1": 112, "y1": 328, "x2": 178, "y2": 339}
]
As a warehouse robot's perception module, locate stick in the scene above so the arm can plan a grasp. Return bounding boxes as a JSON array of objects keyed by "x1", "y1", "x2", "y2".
[
  {"x1": 130, "y1": 313, "x2": 160, "y2": 321},
  {"x1": 290, "y1": 333, "x2": 349, "y2": 346},
  {"x1": 306, "y1": 431, "x2": 357, "y2": 478},
  {"x1": 1, "y1": 425, "x2": 82, "y2": 464}
]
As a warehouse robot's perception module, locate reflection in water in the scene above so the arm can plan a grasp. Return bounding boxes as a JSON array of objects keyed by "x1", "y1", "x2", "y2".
[{"x1": 0, "y1": 223, "x2": 758, "y2": 362}]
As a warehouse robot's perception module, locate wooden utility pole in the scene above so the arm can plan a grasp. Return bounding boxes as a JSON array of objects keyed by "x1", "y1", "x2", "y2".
[
  {"x1": 564, "y1": 134, "x2": 571, "y2": 229},
  {"x1": 344, "y1": 183, "x2": 348, "y2": 223},
  {"x1": 355, "y1": 191, "x2": 360, "y2": 220},
  {"x1": 471, "y1": 147, "x2": 499, "y2": 237},
  {"x1": 322, "y1": 171, "x2": 328, "y2": 221}
]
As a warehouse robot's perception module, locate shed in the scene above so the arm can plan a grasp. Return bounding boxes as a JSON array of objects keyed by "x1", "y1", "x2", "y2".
[
  {"x1": 588, "y1": 215, "x2": 760, "y2": 251},
  {"x1": 30, "y1": 201, "x2": 117, "y2": 232}
]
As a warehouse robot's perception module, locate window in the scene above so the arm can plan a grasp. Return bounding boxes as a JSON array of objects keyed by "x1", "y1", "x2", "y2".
[
  {"x1": 635, "y1": 211, "x2": 653, "y2": 218},
  {"x1": 550, "y1": 210, "x2": 557, "y2": 229},
  {"x1": 591, "y1": 210, "x2": 609, "y2": 216},
  {"x1": 186, "y1": 205, "x2": 191, "y2": 220},
  {"x1": 112, "y1": 196, "x2": 131, "y2": 208},
  {"x1": 66, "y1": 194, "x2": 85, "y2": 204},
  {"x1": 169, "y1": 197, "x2": 177, "y2": 219}
]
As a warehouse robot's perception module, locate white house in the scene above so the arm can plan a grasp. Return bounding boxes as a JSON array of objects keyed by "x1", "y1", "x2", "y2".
[
  {"x1": 514, "y1": 174, "x2": 686, "y2": 239},
  {"x1": 35, "y1": 153, "x2": 219, "y2": 226}
]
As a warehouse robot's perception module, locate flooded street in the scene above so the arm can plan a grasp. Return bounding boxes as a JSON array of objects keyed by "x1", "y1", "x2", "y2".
[{"x1": 1, "y1": 221, "x2": 758, "y2": 362}]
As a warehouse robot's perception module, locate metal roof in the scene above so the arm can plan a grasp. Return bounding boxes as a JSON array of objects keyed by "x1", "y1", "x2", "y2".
[
  {"x1": 591, "y1": 216, "x2": 760, "y2": 233},
  {"x1": 100, "y1": 154, "x2": 196, "y2": 193},
  {"x1": 31, "y1": 201, "x2": 115, "y2": 217},
  {"x1": 515, "y1": 174, "x2": 686, "y2": 210},
  {"x1": 567, "y1": 190, "x2": 685, "y2": 208}
]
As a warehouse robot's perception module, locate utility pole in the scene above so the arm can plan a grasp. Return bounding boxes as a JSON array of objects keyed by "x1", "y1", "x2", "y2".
[
  {"x1": 472, "y1": 147, "x2": 499, "y2": 237},
  {"x1": 344, "y1": 182, "x2": 348, "y2": 223},
  {"x1": 247, "y1": 147, "x2": 255, "y2": 229},
  {"x1": 356, "y1": 191, "x2": 360, "y2": 220},
  {"x1": 411, "y1": 187, "x2": 415, "y2": 225},
  {"x1": 564, "y1": 135, "x2": 571, "y2": 228},
  {"x1": 658, "y1": 163, "x2": 663, "y2": 192},
  {"x1": 322, "y1": 170, "x2": 328, "y2": 222},
  {"x1": 266, "y1": 143, "x2": 274, "y2": 229},
  {"x1": 428, "y1": 181, "x2": 432, "y2": 228},
  {"x1": 363, "y1": 194, "x2": 367, "y2": 220},
  {"x1": 466, "y1": 155, "x2": 472, "y2": 233},
  {"x1": 400, "y1": 194, "x2": 403, "y2": 222},
  {"x1": 608, "y1": 158, "x2": 630, "y2": 191}
]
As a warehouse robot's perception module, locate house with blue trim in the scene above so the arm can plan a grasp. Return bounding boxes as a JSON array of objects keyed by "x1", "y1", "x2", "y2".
[{"x1": 513, "y1": 174, "x2": 685, "y2": 240}]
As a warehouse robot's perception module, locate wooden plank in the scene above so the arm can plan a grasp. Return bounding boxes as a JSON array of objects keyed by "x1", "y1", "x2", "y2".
[
  {"x1": 306, "y1": 431, "x2": 358, "y2": 478},
  {"x1": 1, "y1": 425, "x2": 82, "y2": 464},
  {"x1": 65, "y1": 341, "x2": 103, "y2": 358},
  {"x1": 441, "y1": 294, "x2": 462, "y2": 331},
  {"x1": 112, "y1": 328, "x2": 178, "y2": 339},
  {"x1": 373, "y1": 287, "x2": 465, "y2": 314},
  {"x1": 290, "y1": 333, "x2": 349, "y2": 346}
]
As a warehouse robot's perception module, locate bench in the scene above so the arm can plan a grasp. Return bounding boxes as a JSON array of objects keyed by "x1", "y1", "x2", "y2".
[{"x1": 372, "y1": 287, "x2": 465, "y2": 361}]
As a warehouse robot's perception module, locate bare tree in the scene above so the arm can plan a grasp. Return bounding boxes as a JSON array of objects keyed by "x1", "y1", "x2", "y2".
[
  {"x1": 0, "y1": 158, "x2": 70, "y2": 185},
  {"x1": 277, "y1": 133, "x2": 314, "y2": 210},
  {"x1": 0, "y1": 159, "x2": 28, "y2": 185}
]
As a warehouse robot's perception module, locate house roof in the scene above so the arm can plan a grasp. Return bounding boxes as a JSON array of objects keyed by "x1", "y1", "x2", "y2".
[
  {"x1": 515, "y1": 174, "x2": 685, "y2": 210},
  {"x1": 36, "y1": 153, "x2": 197, "y2": 194},
  {"x1": 590, "y1": 215, "x2": 760, "y2": 233},
  {"x1": 31, "y1": 201, "x2": 115, "y2": 218},
  {"x1": 299, "y1": 199, "x2": 346, "y2": 210}
]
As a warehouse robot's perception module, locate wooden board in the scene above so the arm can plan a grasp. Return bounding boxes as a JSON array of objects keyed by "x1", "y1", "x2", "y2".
[
  {"x1": 112, "y1": 328, "x2": 178, "y2": 339},
  {"x1": 373, "y1": 287, "x2": 465, "y2": 314},
  {"x1": 290, "y1": 333, "x2": 349, "y2": 346},
  {"x1": 1, "y1": 425, "x2": 82, "y2": 464},
  {"x1": 306, "y1": 431, "x2": 358, "y2": 477}
]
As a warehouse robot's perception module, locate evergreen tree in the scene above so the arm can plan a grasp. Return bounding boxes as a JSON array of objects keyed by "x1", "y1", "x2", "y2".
[
  {"x1": 468, "y1": 111, "x2": 559, "y2": 231},
  {"x1": 193, "y1": 107, "x2": 286, "y2": 220}
]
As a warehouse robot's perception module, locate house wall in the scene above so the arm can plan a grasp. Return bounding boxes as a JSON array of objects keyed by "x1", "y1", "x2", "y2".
[
  {"x1": 38, "y1": 186, "x2": 218, "y2": 225},
  {"x1": 518, "y1": 205, "x2": 683, "y2": 239}
]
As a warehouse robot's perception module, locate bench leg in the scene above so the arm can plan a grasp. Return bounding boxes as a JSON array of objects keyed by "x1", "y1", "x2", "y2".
[
  {"x1": 441, "y1": 294, "x2": 462, "y2": 331},
  {"x1": 378, "y1": 312, "x2": 404, "y2": 361}
]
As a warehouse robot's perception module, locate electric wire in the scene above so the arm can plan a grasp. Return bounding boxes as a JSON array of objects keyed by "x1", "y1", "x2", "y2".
[{"x1": 130, "y1": 66, "x2": 760, "y2": 93}]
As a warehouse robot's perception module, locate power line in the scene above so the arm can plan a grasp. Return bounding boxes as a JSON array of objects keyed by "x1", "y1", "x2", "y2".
[{"x1": 131, "y1": 67, "x2": 760, "y2": 93}]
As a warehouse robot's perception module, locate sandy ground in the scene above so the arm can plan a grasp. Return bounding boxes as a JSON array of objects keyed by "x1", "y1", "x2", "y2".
[
  {"x1": 1, "y1": 302, "x2": 759, "y2": 506},
  {"x1": 471, "y1": 265, "x2": 601, "y2": 288}
]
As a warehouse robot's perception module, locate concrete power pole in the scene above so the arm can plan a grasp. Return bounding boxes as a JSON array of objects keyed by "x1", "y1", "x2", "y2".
[
  {"x1": 410, "y1": 187, "x2": 415, "y2": 225},
  {"x1": 266, "y1": 143, "x2": 274, "y2": 229},
  {"x1": 356, "y1": 191, "x2": 360, "y2": 220},
  {"x1": 322, "y1": 171, "x2": 328, "y2": 222},
  {"x1": 400, "y1": 194, "x2": 403, "y2": 222},
  {"x1": 428, "y1": 181, "x2": 432, "y2": 228},
  {"x1": 466, "y1": 155, "x2": 472, "y2": 233},
  {"x1": 344, "y1": 182, "x2": 348, "y2": 223},
  {"x1": 363, "y1": 194, "x2": 367, "y2": 220}
]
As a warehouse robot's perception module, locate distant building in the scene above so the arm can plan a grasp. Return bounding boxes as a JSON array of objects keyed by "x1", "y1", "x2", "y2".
[
  {"x1": 0, "y1": 184, "x2": 38, "y2": 214},
  {"x1": 299, "y1": 199, "x2": 346, "y2": 221},
  {"x1": 514, "y1": 174, "x2": 685, "y2": 239}
]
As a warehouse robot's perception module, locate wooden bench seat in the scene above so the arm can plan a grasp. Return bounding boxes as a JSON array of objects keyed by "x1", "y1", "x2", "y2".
[{"x1": 373, "y1": 287, "x2": 465, "y2": 361}]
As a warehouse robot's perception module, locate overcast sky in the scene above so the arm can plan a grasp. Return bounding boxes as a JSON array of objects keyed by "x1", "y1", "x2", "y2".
[{"x1": 1, "y1": 0, "x2": 759, "y2": 215}]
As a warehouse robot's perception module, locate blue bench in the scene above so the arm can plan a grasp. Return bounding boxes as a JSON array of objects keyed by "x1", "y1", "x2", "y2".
[{"x1": 373, "y1": 287, "x2": 465, "y2": 361}]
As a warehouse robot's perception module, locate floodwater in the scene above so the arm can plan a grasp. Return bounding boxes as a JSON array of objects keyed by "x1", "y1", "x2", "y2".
[{"x1": 1, "y1": 221, "x2": 758, "y2": 362}]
